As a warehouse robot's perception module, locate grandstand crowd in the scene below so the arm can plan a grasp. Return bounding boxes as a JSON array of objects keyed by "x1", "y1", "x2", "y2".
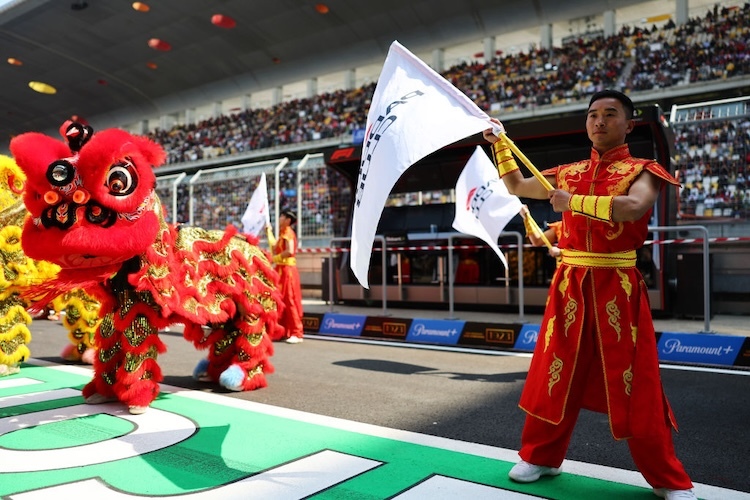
[
  {"x1": 147, "y1": 2, "x2": 750, "y2": 228},
  {"x1": 674, "y1": 117, "x2": 750, "y2": 219}
]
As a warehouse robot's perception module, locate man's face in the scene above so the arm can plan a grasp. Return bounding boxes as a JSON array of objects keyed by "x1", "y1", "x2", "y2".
[{"x1": 586, "y1": 97, "x2": 634, "y2": 153}]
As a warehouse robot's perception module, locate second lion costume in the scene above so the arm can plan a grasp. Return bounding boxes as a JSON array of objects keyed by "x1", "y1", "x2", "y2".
[{"x1": 11, "y1": 122, "x2": 283, "y2": 414}]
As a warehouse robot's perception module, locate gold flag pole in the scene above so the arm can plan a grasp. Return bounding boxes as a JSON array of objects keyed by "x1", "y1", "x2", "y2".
[
  {"x1": 520, "y1": 206, "x2": 554, "y2": 251},
  {"x1": 500, "y1": 133, "x2": 554, "y2": 192}
]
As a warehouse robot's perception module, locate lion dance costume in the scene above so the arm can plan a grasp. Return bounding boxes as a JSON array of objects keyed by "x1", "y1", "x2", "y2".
[
  {"x1": 0, "y1": 155, "x2": 57, "y2": 375},
  {"x1": 55, "y1": 290, "x2": 102, "y2": 364},
  {"x1": 11, "y1": 122, "x2": 283, "y2": 414},
  {"x1": 0, "y1": 155, "x2": 101, "y2": 373}
]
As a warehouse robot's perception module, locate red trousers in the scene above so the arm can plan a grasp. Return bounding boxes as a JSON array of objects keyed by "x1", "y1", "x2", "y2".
[
  {"x1": 518, "y1": 321, "x2": 693, "y2": 490},
  {"x1": 277, "y1": 264, "x2": 303, "y2": 338}
]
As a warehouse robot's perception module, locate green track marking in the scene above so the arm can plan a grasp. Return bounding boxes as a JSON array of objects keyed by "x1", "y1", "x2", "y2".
[{"x1": 0, "y1": 362, "x2": 736, "y2": 499}]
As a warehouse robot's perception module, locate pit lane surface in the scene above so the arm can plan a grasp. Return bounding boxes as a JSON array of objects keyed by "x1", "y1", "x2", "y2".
[{"x1": 10, "y1": 318, "x2": 750, "y2": 499}]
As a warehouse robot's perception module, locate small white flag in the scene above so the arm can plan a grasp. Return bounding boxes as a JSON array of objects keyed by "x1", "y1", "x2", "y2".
[
  {"x1": 351, "y1": 40, "x2": 502, "y2": 288},
  {"x1": 241, "y1": 172, "x2": 270, "y2": 237},
  {"x1": 452, "y1": 147, "x2": 522, "y2": 269}
]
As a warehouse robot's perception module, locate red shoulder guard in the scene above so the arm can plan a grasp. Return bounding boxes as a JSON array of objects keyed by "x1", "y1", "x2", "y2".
[{"x1": 644, "y1": 161, "x2": 680, "y2": 187}]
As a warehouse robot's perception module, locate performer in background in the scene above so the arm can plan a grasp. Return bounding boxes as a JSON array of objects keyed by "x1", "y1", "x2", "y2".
[
  {"x1": 483, "y1": 90, "x2": 695, "y2": 500},
  {"x1": 266, "y1": 210, "x2": 304, "y2": 343}
]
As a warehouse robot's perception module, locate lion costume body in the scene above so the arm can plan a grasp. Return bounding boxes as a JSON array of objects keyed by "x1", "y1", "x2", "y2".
[{"x1": 11, "y1": 122, "x2": 282, "y2": 413}]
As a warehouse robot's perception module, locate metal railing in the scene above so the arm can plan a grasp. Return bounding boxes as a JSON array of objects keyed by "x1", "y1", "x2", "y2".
[
  {"x1": 326, "y1": 233, "x2": 526, "y2": 321},
  {"x1": 320, "y1": 226, "x2": 712, "y2": 331}
]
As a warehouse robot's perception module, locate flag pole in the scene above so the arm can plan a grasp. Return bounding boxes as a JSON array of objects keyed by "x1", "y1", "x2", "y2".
[
  {"x1": 520, "y1": 206, "x2": 554, "y2": 251},
  {"x1": 500, "y1": 133, "x2": 554, "y2": 192}
]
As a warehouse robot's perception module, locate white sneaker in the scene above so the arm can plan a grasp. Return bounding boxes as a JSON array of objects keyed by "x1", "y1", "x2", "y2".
[
  {"x1": 285, "y1": 336, "x2": 303, "y2": 344},
  {"x1": 128, "y1": 405, "x2": 148, "y2": 415},
  {"x1": 508, "y1": 460, "x2": 562, "y2": 483},
  {"x1": 0, "y1": 364, "x2": 20, "y2": 376},
  {"x1": 653, "y1": 488, "x2": 697, "y2": 500}
]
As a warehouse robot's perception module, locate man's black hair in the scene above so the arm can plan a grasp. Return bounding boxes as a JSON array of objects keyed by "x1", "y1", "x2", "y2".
[{"x1": 588, "y1": 89, "x2": 635, "y2": 119}]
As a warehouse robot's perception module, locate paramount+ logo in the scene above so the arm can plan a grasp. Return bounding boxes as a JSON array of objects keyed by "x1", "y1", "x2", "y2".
[
  {"x1": 657, "y1": 332, "x2": 744, "y2": 366},
  {"x1": 319, "y1": 313, "x2": 367, "y2": 336}
]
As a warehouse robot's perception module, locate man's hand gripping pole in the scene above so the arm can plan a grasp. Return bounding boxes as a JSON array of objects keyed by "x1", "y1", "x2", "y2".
[{"x1": 498, "y1": 133, "x2": 554, "y2": 192}]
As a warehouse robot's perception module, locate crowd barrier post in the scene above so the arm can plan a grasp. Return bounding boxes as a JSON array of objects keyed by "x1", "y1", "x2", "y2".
[
  {"x1": 648, "y1": 224, "x2": 711, "y2": 333},
  {"x1": 154, "y1": 172, "x2": 188, "y2": 224},
  {"x1": 295, "y1": 153, "x2": 323, "y2": 238},
  {"x1": 187, "y1": 169, "x2": 203, "y2": 226},
  {"x1": 168, "y1": 173, "x2": 187, "y2": 224},
  {"x1": 272, "y1": 158, "x2": 290, "y2": 235}
]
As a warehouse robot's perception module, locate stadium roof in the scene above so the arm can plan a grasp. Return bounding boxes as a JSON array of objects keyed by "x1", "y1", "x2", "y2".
[{"x1": 0, "y1": 0, "x2": 663, "y2": 143}]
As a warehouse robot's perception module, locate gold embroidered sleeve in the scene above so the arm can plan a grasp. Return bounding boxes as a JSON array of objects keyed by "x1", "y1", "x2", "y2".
[{"x1": 568, "y1": 194, "x2": 614, "y2": 221}]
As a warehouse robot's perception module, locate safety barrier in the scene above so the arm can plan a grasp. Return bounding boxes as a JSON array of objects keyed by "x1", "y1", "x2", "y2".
[
  {"x1": 298, "y1": 235, "x2": 750, "y2": 254},
  {"x1": 322, "y1": 232, "x2": 527, "y2": 321},
  {"x1": 299, "y1": 225, "x2": 743, "y2": 333},
  {"x1": 301, "y1": 310, "x2": 750, "y2": 369}
]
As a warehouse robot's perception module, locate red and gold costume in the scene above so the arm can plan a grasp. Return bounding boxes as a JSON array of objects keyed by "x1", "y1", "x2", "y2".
[
  {"x1": 517, "y1": 144, "x2": 692, "y2": 490},
  {"x1": 11, "y1": 122, "x2": 283, "y2": 413},
  {"x1": 267, "y1": 225, "x2": 303, "y2": 340}
]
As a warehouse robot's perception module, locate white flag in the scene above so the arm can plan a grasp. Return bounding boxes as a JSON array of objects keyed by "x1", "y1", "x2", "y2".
[
  {"x1": 452, "y1": 147, "x2": 522, "y2": 269},
  {"x1": 351, "y1": 40, "x2": 503, "y2": 288},
  {"x1": 241, "y1": 172, "x2": 270, "y2": 237}
]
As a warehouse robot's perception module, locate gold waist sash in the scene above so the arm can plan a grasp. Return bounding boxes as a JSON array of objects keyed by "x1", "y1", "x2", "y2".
[
  {"x1": 276, "y1": 257, "x2": 297, "y2": 266},
  {"x1": 561, "y1": 249, "x2": 636, "y2": 268}
]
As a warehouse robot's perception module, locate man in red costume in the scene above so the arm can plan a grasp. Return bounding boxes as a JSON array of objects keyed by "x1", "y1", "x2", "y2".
[
  {"x1": 483, "y1": 90, "x2": 695, "y2": 500},
  {"x1": 267, "y1": 210, "x2": 304, "y2": 343}
]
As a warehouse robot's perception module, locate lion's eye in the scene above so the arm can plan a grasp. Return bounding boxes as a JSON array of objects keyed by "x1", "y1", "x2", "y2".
[
  {"x1": 52, "y1": 164, "x2": 68, "y2": 182},
  {"x1": 46, "y1": 160, "x2": 75, "y2": 186},
  {"x1": 106, "y1": 159, "x2": 137, "y2": 196}
]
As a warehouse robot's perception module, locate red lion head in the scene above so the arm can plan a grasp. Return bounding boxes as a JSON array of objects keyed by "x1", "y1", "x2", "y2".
[{"x1": 11, "y1": 122, "x2": 167, "y2": 278}]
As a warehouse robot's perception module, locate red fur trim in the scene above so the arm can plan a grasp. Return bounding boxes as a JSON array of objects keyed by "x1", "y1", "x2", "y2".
[
  {"x1": 82, "y1": 378, "x2": 114, "y2": 399},
  {"x1": 110, "y1": 301, "x2": 168, "y2": 354},
  {"x1": 118, "y1": 359, "x2": 163, "y2": 407},
  {"x1": 11, "y1": 133, "x2": 71, "y2": 186},
  {"x1": 241, "y1": 373, "x2": 268, "y2": 391},
  {"x1": 268, "y1": 322, "x2": 286, "y2": 341},
  {"x1": 77, "y1": 130, "x2": 162, "y2": 213},
  {"x1": 8, "y1": 173, "x2": 24, "y2": 195},
  {"x1": 22, "y1": 272, "x2": 109, "y2": 313},
  {"x1": 133, "y1": 224, "x2": 281, "y2": 328}
]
